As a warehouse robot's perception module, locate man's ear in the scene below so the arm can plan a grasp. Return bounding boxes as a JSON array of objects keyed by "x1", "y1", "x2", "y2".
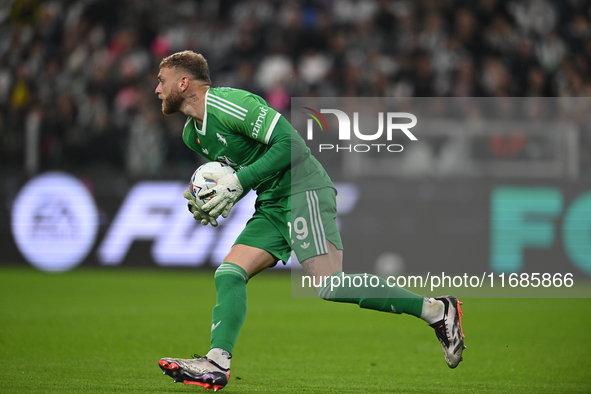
[{"x1": 178, "y1": 76, "x2": 190, "y2": 93}]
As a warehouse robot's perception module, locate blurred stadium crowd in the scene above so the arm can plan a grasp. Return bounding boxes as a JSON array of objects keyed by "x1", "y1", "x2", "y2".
[{"x1": 1, "y1": 0, "x2": 591, "y2": 177}]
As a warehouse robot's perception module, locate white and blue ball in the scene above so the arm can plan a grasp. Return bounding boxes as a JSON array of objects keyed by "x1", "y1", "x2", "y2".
[{"x1": 189, "y1": 161, "x2": 236, "y2": 208}]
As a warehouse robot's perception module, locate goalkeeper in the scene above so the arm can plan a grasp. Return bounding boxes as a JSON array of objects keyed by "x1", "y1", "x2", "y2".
[{"x1": 155, "y1": 51, "x2": 465, "y2": 391}]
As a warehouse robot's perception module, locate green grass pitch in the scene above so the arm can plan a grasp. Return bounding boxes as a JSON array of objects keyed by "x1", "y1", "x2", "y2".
[{"x1": 1, "y1": 267, "x2": 590, "y2": 393}]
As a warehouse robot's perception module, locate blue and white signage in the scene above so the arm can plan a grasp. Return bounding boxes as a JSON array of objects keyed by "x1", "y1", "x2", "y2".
[{"x1": 11, "y1": 172, "x2": 99, "y2": 272}]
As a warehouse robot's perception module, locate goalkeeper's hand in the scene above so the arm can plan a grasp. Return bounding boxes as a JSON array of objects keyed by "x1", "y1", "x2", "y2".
[
  {"x1": 182, "y1": 190, "x2": 218, "y2": 227},
  {"x1": 198, "y1": 172, "x2": 244, "y2": 218}
]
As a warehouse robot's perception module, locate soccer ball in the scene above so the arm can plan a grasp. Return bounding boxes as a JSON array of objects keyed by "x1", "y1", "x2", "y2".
[{"x1": 189, "y1": 161, "x2": 236, "y2": 208}]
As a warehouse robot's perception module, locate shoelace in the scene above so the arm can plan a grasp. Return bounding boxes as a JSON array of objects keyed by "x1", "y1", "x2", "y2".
[{"x1": 457, "y1": 300, "x2": 465, "y2": 338}]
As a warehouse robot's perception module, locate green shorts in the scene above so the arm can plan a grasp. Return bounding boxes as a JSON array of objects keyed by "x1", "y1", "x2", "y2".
[{"x1": 234, "y1": 187, "x2": 343, "y2": 264}]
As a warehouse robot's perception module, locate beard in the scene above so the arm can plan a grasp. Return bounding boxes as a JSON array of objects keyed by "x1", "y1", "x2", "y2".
[{"x1": 162, "y1": 87, "x2": 183, "y2": 116}]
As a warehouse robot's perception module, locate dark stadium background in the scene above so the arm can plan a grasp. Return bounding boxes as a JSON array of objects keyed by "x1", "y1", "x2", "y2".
[{"x1": 1, "y1": 0, "x2": 590, "y2": 281}]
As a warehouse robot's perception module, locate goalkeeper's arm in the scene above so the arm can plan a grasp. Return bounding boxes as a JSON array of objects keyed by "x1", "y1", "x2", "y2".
[{"x1": 234, "y1": 115, "x2": 307, "y2": 191}]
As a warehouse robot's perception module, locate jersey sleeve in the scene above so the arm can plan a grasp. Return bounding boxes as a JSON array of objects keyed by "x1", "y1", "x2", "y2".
[{"x1": 236, "y1": 116, "x2": 305, "y2": 190}]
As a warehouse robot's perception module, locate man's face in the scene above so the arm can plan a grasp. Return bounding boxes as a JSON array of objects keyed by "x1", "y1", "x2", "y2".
[{"x1": 155, "y1": 67, "x2": 183, "y2": 116}]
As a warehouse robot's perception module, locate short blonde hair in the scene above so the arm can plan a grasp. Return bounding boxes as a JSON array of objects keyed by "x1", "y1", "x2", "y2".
[{"x1": 159, "y1": 51, "x2": 212, "y2": 85}]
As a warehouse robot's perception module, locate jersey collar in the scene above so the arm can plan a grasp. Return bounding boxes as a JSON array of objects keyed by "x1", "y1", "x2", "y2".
[{"x1": 194, "y1": 89, "x2": 210, "y2": 136}]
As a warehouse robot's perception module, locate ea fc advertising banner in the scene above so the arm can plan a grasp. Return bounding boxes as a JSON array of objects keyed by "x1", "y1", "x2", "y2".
[{"x1": 1, "y1": 97, "x2": 590, "y2": 298}]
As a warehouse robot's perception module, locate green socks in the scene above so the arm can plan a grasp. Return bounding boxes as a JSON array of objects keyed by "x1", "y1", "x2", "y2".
[
  {"x1": 316, "y1": 271, "x2": 424, "y2": 317},
  {"x1": 210, "y1": 262, "x2": 249, "y2": 354},
  {"x1": 209, "y1": 266, "x2": 426, "y2": 358}
]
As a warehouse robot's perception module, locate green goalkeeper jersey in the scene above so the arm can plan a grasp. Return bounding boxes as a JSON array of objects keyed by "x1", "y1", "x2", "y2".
[{"x1": 182, "y1": 87, "x2": 333, "y2": 202}]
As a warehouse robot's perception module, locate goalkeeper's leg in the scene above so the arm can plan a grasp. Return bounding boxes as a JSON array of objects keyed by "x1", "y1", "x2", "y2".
[
  {"x1": 206, "y1": 244, "x2": 277, "y2": 368},
  {"x1": 301, "y1": 242, "x2": 434, "y2": 319},
  {"x1": 159, "y1": 244, "x2": 278, "y2": 389},
  {"x1": 301, "y1": 241, "x2": 465, "y2": 368}
]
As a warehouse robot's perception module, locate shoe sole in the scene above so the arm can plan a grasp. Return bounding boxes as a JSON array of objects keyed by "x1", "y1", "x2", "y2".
[{"x1": 159, "y1": 359, "x2": 228, "y2": 391}]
